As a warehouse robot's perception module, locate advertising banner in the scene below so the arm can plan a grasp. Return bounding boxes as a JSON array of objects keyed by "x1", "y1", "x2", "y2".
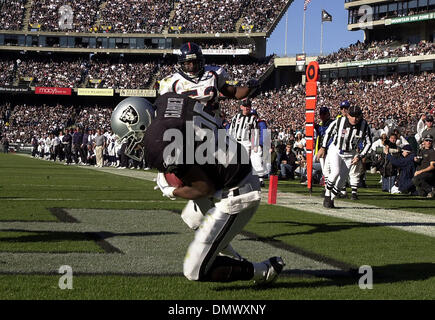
[
  {"x1": 0, "y1": 87, "x2": 30, "y2": 92},
  {"x1": 173, "y1": 49, "x2": 250, "y2": 55},
  {"x1": 77, "y1": 88, "x2": 114, "y2": 96},
  {"x1": 119, "y1": 89, "x2": 156, "y2": 97},
  {"x1": 35, "y1": 87, "x2": 72, "y2": 95},
  {"x1": 346, "y1": 57, "x2": 398, "y2": 67},
  {"x1": 387, "y1": 12, "x2": 435, "y2": 25}
]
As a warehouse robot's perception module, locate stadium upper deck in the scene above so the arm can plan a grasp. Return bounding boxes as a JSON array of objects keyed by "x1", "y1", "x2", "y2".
[
  {"x1": 346, "y1": 0, "x2": 435, "y2": 43},
  {"x1": 0, "y1": 0, "x2": 294, "y2": 58},
  {"x1": 272, "y1": 0, "x2": 435, "y2": 86}
]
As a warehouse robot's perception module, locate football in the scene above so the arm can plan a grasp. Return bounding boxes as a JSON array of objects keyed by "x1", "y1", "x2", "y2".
[{"x1": 164, "y1": 173, "x2": 184, "y2": 188}]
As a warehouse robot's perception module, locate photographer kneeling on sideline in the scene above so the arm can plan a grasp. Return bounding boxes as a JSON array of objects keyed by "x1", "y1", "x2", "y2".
[
  {"x1": 383, "y1": 144, "x2": 416, "y2": 195},
  {"x1": 412, "y1": 134, "x2": 435, "y2": 198}
]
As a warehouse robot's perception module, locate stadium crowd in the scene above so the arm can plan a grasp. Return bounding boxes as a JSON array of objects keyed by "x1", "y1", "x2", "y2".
[
  {"x1": 2, "y1": 73, "x2": 434, "y2": 146},
  {"x1": 16, "y1": 56, "x2": 88, "y2": 88},
  {"x1": 318, "y1": 40, "x2": 435, "y2": 64},
  {"x1": 0, "y1": 59, "x2": 16, "y2": 86},
  {"x1": 0, "y1": 55, "x2": 274, "y2": 88},
  {"x1": 1, "y1": 101, "x2": 146, "y2": 169},
  {"x1": 169, "y1": 0, "x2": 289, "y2": 34},
  {"x1": 239, "y1": 0, "x2": 288, "y2": 33},
  {"x1": 15, "y1": 0, "x2": 290, "y2": 34},
  {"x1": 3, "y1": 103, "x2": 76, "y2": 144},
  {"x1": 170, "y1": 0, "x2": 246, "y2": 33},
  {"x1": 99, "y1": 0, "x2": 171, "y2": 34},
  {"x1": 222, "y1": 56, "x2": 274, "y2": 85},
  {"x1": 87, "y1": 59, "x2": 157, "y2": 89},
  {"x1": 220, "y1": 73, "x2": 435, "y2": 139},
  {"x1": 29, "y1": 0, "x2": 101, "y2": 32},
  {"x1": 0, "y1": 0, "x2": 25, "y2": 30}
]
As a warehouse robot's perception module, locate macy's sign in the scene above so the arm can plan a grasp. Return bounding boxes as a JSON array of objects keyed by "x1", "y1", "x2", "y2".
[{"x1": 35, "y1": 87, "x2": 72, "y2": 95}]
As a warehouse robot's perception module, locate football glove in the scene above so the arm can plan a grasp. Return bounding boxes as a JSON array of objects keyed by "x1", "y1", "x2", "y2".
[{"x1": 154, "y1": 172, "x2": 176, "y2": 200}]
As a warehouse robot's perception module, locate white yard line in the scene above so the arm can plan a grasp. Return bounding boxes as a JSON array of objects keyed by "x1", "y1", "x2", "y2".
[{"x1": 269, "y1": 192, "x2": 435, "y2": 238}]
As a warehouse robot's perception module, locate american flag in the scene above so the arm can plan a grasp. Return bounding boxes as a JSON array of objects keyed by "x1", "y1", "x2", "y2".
[{"x1": 304, "y1": 0, "x2": 311, "y2": 11}]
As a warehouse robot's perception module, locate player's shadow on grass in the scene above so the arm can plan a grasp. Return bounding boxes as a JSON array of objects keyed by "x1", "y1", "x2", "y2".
[
  {"x1": 0, "y1": 229, "x2": 178, "y2": 243},
  {"x1": 213, "y1": 262, "x2": 435, "y2": 291},
  {"x1": 252, "y1": 220, "x2": 435, "y2": 238}
]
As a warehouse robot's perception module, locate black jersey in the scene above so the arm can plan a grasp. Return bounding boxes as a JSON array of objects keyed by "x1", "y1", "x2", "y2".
[{"x1": 144, "y1": 92, "x2": 252, "y2": 190}]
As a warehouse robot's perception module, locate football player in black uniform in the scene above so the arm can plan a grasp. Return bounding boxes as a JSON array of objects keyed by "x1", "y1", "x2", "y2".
[{"x1": 111, "y1": 93, "x2": 285, "y2": 284}]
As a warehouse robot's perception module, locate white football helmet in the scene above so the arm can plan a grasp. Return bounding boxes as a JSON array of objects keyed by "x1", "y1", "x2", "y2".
[{"x1": 111, "y1": 97, "x2": 155, "y2": 162}]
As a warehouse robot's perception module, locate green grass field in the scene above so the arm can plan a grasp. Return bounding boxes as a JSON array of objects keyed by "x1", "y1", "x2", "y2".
[{"x1": 0, "y1": 153, "x2": 434, "y2": 300}]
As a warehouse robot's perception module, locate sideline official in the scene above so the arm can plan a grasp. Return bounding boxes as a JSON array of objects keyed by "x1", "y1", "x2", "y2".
[{"x1": 317, "y1": 105, "x2": 373, "y2": 208}]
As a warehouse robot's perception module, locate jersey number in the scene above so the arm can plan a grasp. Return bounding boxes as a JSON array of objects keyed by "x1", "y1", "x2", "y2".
[{"x1": 182, "y1": 86, "x2": 216, "y2": 100}]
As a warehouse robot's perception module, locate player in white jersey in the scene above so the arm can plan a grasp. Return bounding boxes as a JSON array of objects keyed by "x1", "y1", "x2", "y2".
[
  {"x1": 158, "y1": 42, "x2": 260, "y2": 260},
  {"x1": 159, "y1": 42, "x2": 258, "y2": 110},
  {"x1": 44, "y1": 134, "x2": 52, "y2": 160}
]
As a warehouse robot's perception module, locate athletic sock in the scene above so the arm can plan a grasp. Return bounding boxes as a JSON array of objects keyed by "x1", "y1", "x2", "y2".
[
  {"x1": 351, "y1": 185, "x2": 358, "y2": 195},
  {"x1": 325, "y1": 180, "x2": 334, "y2": 197},
  {"x1": 331, "y1": 187, "x2": 339, "y2": 200}
]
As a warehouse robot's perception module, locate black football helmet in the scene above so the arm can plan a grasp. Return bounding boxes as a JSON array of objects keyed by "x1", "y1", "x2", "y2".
[{"x1": 178, "y1": 42, "x2": 205, "y2": 77}]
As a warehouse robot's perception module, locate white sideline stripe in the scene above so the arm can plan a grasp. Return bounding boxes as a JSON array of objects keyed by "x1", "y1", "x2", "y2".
[
  {"x1": 269, "y1": 193, "x2": 435, "y2": 238},
  {"x1": 9, "y1": 184, "x2": 119, "y2": 189},
  {"x1": 17, "y1": 154, "x2": 435, "y2": 237}
]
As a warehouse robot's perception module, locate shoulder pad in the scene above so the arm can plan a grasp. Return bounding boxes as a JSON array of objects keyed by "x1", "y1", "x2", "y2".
[
  {"x1": 159, "y1": 75, "x2": 179, "y2": 95},
  {"x1": 205, "y1": 65, "x2": 229, "y2": 89}
]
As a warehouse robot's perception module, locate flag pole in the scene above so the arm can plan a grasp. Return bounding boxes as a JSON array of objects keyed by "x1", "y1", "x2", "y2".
[
  {"x1": 302, "y1": 9, "x2": 306, "y2": 53},
  {"x1": 285, "y1": 11, "x2": 288, "y2": 56},
  {"x1": 320, "y1": 20, "x2": 324, "y2": 56}
]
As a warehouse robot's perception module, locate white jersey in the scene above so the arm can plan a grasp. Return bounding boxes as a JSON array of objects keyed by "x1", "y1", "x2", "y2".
[
  {"x1": 114, "y1": 138, "x2": 122, "y2": 157},
  {"x1": 107, "y1": 134, "x2": 116, "y2": 156},
  {"x1": 159, "y1": 65, "x2": 229, "y2": 105},
  {"x1": 44, "y1": 137, "x2": 52, "y2": 153},
  {"x1": 52, "y1": 136, "x2": 61, "y2": 147},
  {"x1": 38, "y1": 137, "x2": 44, "y2": 153}
]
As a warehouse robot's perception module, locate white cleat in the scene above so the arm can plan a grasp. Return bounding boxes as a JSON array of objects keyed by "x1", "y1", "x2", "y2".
[{"x1": 254, "y1": 257, "x2": 285, "y2": 285}]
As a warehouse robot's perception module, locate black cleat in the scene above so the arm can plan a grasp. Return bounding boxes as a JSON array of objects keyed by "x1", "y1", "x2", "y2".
[
  {"x1": 323, "y1": 196, "x2": 334, "y2": 208},
  {"x1": 351, "y1": 193, "x2": 359, "y2": 200}
]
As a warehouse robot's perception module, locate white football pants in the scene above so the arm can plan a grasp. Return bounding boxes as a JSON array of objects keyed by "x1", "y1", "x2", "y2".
[{"x1": 183, "y1": 172, "x2": 261, "y2": 281}]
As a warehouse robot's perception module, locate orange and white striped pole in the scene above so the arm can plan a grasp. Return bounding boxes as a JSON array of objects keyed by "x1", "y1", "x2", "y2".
[{"x1": 305, "y1": 61, "x2": 319, "y2": 193}]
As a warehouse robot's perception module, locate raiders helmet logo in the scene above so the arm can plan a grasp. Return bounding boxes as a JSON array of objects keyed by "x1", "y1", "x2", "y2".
[{"x1": 119, "y1": 106, "x2": 138, "y2": 125}]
